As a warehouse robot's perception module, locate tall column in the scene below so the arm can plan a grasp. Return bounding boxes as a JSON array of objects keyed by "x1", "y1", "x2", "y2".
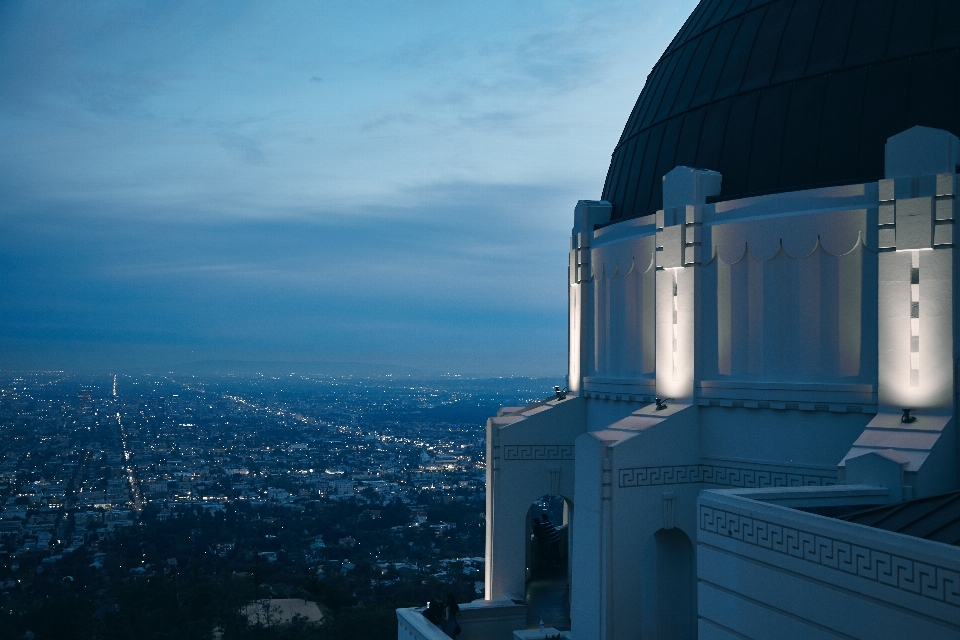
[
  {"x1": 599, "y1": 451, "x2": 614, "y2": 640},
  {"x1": 877, "y1": 126, "x2": 957, "y2": 413},
  {"x1": 569, "y1": 201, "x2": 611, "y2": 394},
  {"x1": 484, "y1": 419, "x2": 498, "y2": 599},
  {"x1": 843, "y1": 126, "x2": 960, "y2": 498},
  {"x1": 655, "y1": 167, "x2": 721, "y2": 402}
]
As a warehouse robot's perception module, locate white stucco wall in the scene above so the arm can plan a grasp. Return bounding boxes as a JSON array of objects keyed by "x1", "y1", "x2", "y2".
[
  {"x1": 697, "y1": 490, "x2": 960, "y2": 639},
  {"x1": 468, "y1": 127, "x2": 960, "y2": 640}
]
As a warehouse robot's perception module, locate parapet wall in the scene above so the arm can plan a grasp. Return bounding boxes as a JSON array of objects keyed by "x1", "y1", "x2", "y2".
[{"x1": 697, "y1": 489, "x2": 960, "y2": 639}]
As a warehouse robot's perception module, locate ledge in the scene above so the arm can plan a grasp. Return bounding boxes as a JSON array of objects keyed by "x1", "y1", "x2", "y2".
[
  {"x1": 713, "y1": 484, "x2": 890, "y2": 508},
  {"x1": 397, "y1": 599, "x2": 528, "y2": 640},
  {"x1": 699, "y1": 380, "x2": 874, "y2": 393}
]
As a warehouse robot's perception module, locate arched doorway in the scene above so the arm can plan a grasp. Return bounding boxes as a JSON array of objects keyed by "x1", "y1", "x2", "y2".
[
  {"x1": 641, "y1": 527, "x2": 696, "y2": 640},
  {"x1": 524, "y1": 495, "x2": 571, "y2": 630}
]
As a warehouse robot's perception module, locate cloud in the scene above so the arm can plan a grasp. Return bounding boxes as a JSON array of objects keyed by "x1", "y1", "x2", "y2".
[
  {"x1": 458, "y1": 110, "x2": 526, "y2": 131},
  {"x1": 360, "y1": 112, "x2": 418, "y2": 133},
  {"x1": 0, "y1": 1, "x2": 698, "y2": 222},
  {"x1": 0, "y1": 180, "x2": 572, "y2": 374},
  {"x1": 0, "y1": 0, "x2": 701, "y2": 374},
  {"x1": 216, "y1": 132, "x2": 268, "y2": 166}
]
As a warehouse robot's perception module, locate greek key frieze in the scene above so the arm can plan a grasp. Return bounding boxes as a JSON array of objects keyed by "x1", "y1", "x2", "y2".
[
  {"x1": 501, "y1": 445, "x2": 574, "y2": 461},
  {"x1": 699, "y1": 505, "x2": 960, "y2": 607},
  {"x1": 618, "y1": 464, "x2": 835, "y2": 488}
]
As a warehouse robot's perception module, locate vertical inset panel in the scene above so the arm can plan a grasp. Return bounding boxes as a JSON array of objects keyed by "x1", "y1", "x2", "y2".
[
  {"x1": 593, "y1": 277, "x2": 607, "y2": 376},
  {"x1": 798, "y1": 245, "x2": 822, "y2": 377},
  {"x1": 729, "y1": 256, "x2": 750, "y2": 376},
  {"x1": 590, "y1": 235, "x2": 658, "y2": 379},
  {"x1": 717, "y1": 258, "x2": 732, "y2": 375},
  {"x1": 747, "y1": 255, "x2": 764, "y2": 375},
  {"x1": 657, "y1": 267, "x2": 695, "y2": 399},
  {"x1": 877, "y1": 250, "x2": 913, "y2": 407},
  {"x1": 624, "y1": 267, "x2": 640, "y2": 375},
  {"x1": 765, "y1": 251, "x2": 801, "y2": 378},
  {"x1": 838, "y1": 243, "x2": 863, "y2": 377},
  {"x1": 819, "y1": 250, "x2": 841, "y2": 378},
  {"x1": 609, "y1": 275, "x2": 626, "y2": 375},
  {"x1": 918, "y1": 247, "x2": 954, "y2": 408},
  {"x1": 568, "y1": 279, "x2": 582, "y2": 392},
  {"x1": 642, "y1": 261, "x2": 658, "y2": 374}
]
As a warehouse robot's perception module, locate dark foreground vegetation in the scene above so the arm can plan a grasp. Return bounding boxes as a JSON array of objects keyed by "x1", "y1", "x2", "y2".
[{"x1": 0, "y1": 494, "x2": 483, "y2": 640}]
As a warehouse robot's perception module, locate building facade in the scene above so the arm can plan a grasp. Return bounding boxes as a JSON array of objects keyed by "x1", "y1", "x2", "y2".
[
  {"x1": 400, "y1": 2, "x2": 960, "y2": 638},
  {"x1": 480, "y1": 1, "x2": 960, "y2": 639}
]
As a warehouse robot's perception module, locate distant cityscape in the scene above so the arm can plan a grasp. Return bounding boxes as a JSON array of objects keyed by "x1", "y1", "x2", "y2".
[{"x1": 0, "y1": 371, "x2": 557, "y2": 639}]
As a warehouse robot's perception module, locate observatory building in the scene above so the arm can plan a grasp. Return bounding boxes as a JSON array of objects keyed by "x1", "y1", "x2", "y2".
[{"x1": 400, "y1": 1, "x2": 960, "y2": 638}]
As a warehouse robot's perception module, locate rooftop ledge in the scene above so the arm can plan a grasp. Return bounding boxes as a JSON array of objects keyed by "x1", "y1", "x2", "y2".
[
  {"x1": 713, "y1": 484, "x2": 890, "y2": 508},
  {"x1": 398, "y1": 599, "x2": 527, "y2": 640},
  {"x1": 699, "y1": 380, "x2": 874, "y2": 393}
]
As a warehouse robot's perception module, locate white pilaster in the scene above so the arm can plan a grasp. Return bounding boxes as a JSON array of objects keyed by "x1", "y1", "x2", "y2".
[
  {"x1": 655, "y1": 167, "x2": 721, "y2": 402},
  {"x1": 877, "y1": 127, "x2": 957, "y2": 412},
  {"x1": 569, "y1": 201, "x2": 611, "y2": 394}
]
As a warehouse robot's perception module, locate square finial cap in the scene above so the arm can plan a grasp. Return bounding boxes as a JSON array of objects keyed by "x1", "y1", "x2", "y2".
[
  {"x1": 573, "y1": 200, "x2": 612, "y2": 233},
  {"x1": 885, "y1": 126, "x2": 960, "y2": 179},
  {"x1": 662, "y1": 166, "x2": 722, "y2": 211}
]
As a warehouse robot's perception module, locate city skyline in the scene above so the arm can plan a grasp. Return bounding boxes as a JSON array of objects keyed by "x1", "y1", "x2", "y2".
[
  {"x1": 0, "y1": 370, "x2": 540, "y2": 637},
  {"x1": 0, "y1": 1, "x2": 698, "y2": 376}
]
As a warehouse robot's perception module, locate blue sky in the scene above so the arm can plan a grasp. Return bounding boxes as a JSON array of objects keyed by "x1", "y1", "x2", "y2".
[{"x1": 0, "y1": 0, "x2": 697, "y2": 375}]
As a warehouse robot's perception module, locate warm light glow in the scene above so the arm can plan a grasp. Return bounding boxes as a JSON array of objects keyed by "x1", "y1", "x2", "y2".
[
  {"x1": 657, "y1": 267, "x2": 694, "y2": 400},
  {"x1": 879, "y1": 248, "x2": 952, "y2": 409},
  {"x1": 568, "y1": 283, "x2": 582, "y2": 393}
]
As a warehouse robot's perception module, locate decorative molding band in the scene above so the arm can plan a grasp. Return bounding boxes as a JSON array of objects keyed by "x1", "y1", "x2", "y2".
[
  {"x1": 696, "y1": 398, "x2": 876, "y2": 413},
  {"x1": 584, "y1": 391, "x2": 655, "y2": 403},
  {"x1": 699, "y1": 504, "x2": 960, "y2": 607},
  {"x1": 501, "y1": 445, "x2": 574, "y2": 461},
  {"x1": 619, "y1": 464, "x2": 836, "y2": 489}
]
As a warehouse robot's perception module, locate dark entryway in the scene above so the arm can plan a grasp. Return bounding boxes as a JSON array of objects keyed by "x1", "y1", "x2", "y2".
[{"x1": 524, "y1": 495, "x2": 571, "y2": 630}]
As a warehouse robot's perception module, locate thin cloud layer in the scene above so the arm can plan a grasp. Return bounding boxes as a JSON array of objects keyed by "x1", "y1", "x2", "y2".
[{"x1": 0, "y1": 0, "x2": 697, "y2": 374}]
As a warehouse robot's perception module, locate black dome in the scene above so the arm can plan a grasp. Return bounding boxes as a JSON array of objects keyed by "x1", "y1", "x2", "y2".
[{"x1": 603, "y1": 0, "x2": 960, "y2": 221}]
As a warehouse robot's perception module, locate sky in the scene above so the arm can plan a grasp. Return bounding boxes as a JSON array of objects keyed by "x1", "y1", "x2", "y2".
[{"x1": 0, "y1": 0, "x2": 698, "y2": 376}]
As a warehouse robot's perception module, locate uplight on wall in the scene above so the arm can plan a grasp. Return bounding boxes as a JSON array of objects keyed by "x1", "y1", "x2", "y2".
[
  {"x1": 656, "y1": 267, "x2": 694, "y2": 401},
  {"x1": 876, "y1": 126, "x2": 957, "y2": 412},
  {"x1": 878, "y1": 246, "x2": 952, "y2": 411}
]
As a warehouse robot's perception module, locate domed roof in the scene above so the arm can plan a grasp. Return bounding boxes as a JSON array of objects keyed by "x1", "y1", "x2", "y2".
[{"x1": 603, "y1": 0, "x2": 960, "y2": 221}]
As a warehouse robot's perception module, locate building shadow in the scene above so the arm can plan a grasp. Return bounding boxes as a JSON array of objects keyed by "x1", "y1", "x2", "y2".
[{"x1": 524, "y1": 495, "x2": 570, "y2": 630}]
